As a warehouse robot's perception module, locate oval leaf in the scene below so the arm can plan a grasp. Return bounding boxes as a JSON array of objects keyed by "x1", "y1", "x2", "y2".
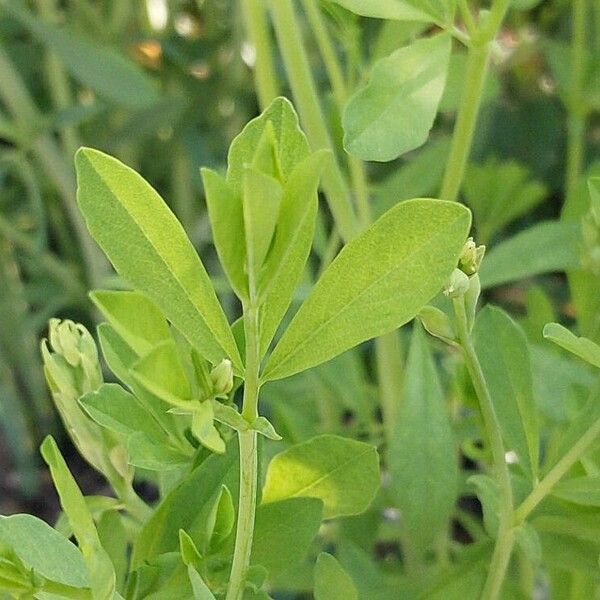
[
  {"x1": 261, "y1": 434, "x2": 380, "y2": 518},
  {"x1": 343, "y1": 33, "x2": 452, "y2": 162},
  {"x1": 263, "y1": 198, "x2": 471, "y2": 381}
]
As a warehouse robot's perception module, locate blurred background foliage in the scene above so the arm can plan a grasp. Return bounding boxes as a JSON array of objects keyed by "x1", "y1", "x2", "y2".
[{"x1": 0, "y1": 0, "x2": 598, "y2": 535}]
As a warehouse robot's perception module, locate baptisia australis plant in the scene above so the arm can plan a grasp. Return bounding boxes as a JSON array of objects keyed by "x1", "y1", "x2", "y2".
[{"x1": 0, "y1": 98, "x2": 473, "y2": 598}]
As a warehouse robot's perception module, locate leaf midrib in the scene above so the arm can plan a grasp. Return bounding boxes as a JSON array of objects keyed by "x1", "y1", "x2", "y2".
[
  {"x1": 86, "y1": 157, "x2": 234, "y2": 364},
  {"x1": 266, "y1": 209, "x2": 465, "y2": 378}
]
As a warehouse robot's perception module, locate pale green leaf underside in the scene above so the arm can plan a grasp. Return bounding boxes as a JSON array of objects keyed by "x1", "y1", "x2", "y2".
[
  {"x1": 479, "y1": 221, "x2": 581, "y2": 289},
  {"x1": 261, "y1": 434, "x2": 380, "y2": 518},
  {"x1": 263, "y1": 198, "x2": 471, "y2": 381},
  {"x1": 343, "y1": 33, "x2": 452, "y2": 162},
  {"x1": 328, "y1": 0, "x2": 455, "y2": 24},
  {"x1": 389, "y1": 324, "x2": 458, "y2": 552},
  {"x1": 474, "y1": 306, "x2": 539, "y2": 481},
  {"x1": 75, "y1": 148, "x2": 241, "y2": 371},
  {"x1": 543, "y1": 323, "x2": 600, "y2": 369}
]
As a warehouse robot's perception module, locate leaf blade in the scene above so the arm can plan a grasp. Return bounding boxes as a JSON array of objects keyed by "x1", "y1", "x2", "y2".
[
  {"x1": 75, "y1": 148, "x2": 241, "y2": 371},
  {"x1": 263, "y1": 198, "x2": 471, "y2": 381}
]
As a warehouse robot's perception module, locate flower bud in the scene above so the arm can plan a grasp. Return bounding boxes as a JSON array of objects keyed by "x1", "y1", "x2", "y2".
[
  {"x1": 458, "y1": 237, "x2": 486, "y2": 276},
  {"x1": 444, "y1": 268, "x2": 470, "y2": 298},
  {"x1": 418, "y1": 306, "x2": 456, "y2": 345},
  {"x1": 46, "y1": 319, "x2": 102, "y2": 392},
  {"x1": 210, "y1": 359, "x2": 233, "y2": 396},
  {"x1": 464, "y1": 273, "x2": 482, "y2": 332}
]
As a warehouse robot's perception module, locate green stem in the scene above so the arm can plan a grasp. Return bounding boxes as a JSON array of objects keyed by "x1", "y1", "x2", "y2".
[
  {"x1": 514, "y1": 415, "x2": 600, "y2": 523},
  {"x1": 452, "y1": 295, "x2": 514, "y2": 600},
  {"x1": 300, "y1": 0, "x2": 371, "y2": 227},
  {"x1": 240, "y1": 0, "x2": 279, "y2": 109},
  {"x1": 440, "y1": 0, "x2": 509, "y2": 203},
  {"x1": 565, "y1": 0, "x2": 588, "y2": 204},
  {"x1": 36, "y1": 0, "x2": 81, "y2": 159},
  {"x1": 268, "y1": 0, "x2": 359, "y2": 242},
  {"x1": 300, "y1": 0, "x2": 372, "y2": 241},
  {"x1": 227, "y1": 305, "x2": 261, "y2": 600}
]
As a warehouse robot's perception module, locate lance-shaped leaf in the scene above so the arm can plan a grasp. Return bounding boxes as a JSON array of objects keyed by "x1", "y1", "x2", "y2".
[
  {"x1": 41, "y1": 436, "x2": 116, "y2": 600},
  {"x1": 543, "y1": 323, "x2": 600, "y2": 370},
  {"x1": 259, "y1": 150, "x2": 329, "y2": 354},
  {"x1": 328, "y1": 0, "x2": 455, "y2": 24},
  {"x1": 90, "y1": 290, "x2": 170, "y2": 357},
  {"x1": 242, "y1": 166, "x2": 283, "y2": 281},
  {"x1": 201, "y1": 169, "x2": 247, "y2": 298},
  {"x1": 474, "y1": 306, "x2": 539, "y2": 481},
  {"x1": 343, "y1": 33, "x2": 452, "y2": 162},
  {"x1": 75, "y1": 148, "x2": 242, "y2": 371},
  {"x1": 263, "y1": 199, "x2": 471, "y2": 381},
  {"x1": 389, "y1": 324, "x2": 458, "y2": 554},
  {"x1": 314, "y1": 553, "x2": 358, "y2": 600},
  {"x1": 226, "y1": 97, "x2": 310, "y2": 193}
]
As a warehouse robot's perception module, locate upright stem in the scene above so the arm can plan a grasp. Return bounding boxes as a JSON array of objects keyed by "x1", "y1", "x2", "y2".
[
  {"x1": 269, "y1": 0, "x2": 359, "y2": 242},
  {"x1": 453, "y1": 295, "x2": 514, "y2": 600},
  {"x1": 226, "y1": 304, "x2": 261, "y2": 600},
  {"x1": 226, "y1": 430, "x2": 258, "y2": 600},
  {"x1": 440, "y1": 0, "x2": 509, "y2": 203},
  {"x1": 240, "y1": 0, "x2": 279, "y2": 109},
  {"x1": 299, "y1": 0, "x2": 371, "y2": 228},
  {"x1": 565, "y1": 0, "x2": 587, "y2": 204}
]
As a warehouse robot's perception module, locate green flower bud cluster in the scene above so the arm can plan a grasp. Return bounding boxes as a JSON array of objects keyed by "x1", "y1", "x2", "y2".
[
  {"x1": 41, "y1": 319, "x2": 130, "y2": 482},
  {"x1": 442, "y1": 237, "x2": 485, "y2": 332}
]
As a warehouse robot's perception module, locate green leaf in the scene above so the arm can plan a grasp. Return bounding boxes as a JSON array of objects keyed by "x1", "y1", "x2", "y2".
[
  {"x1": 263, "y1": 199, "x2": 471, "y2": 381},
  {"x1": 97, "y1": 322, "x2": 137, "y2": 384},
  {"x1": 388, "y1": 324, "x2": 458, "y2": 553},
  {"x1": 250, "y1": 416, "x2": 282, "y2": 441},
  {"x1": 1, "y1": 1, "x2": 159, "y2": 109},
  {"x1": 79, "y1": 383, "x2": 166, "y2": 440},
  {"x1": 474, "y1": 306, "x2": 539, "y2": 480},
  {"x1": 75, "y1": 148, "x2": 242, "y2": 371},
  {"x1": 343, "y1": 34, "x2": 451, "y2": 161},
  {"x1": 251, "y1": 497, "x2": 323, "y2": 572},
  {"x1": 314, "y1": 553, "x2": 358, "y2": 600},
  {"x1": 261, "y1": 435, "x2": 380, "y2": 518},
  {"x1": 552, "y1": 476, "x2": 600, "y2": 506},
  {"x1": 209, "y1": 485, "x2": 235, "y2": 550},
  {"x1": 191, "y1": 401, "x2": 225, "y2": 454},
  {"x1": 543, "y1": 323, "x2": 600, "y2": 370},
  {"x1": 132, "y1": 442, "x2": 238, "y2": 567},
  {"x1": 226, "y1": 97, "x2": 310, "y2": 193},
  {"x1": 514, "y1": 523, "x2": 542, "y2": 566},
  {"x1": 468, "y1": 475, "x2": 500, "y2": 537},
  {"x1": 131, "y1": 340, "x2": 191, "y2": 403},
  {"x1": 40, "y1": 436, "x2": 116, "y2": 600},
  {"x1": 126, "y1": 432, "x2": 191, "y2": 471},
  {"x1": 90, "y1": 290, "x2": 170, "y2": 357},
  {"x1": 479, "y1": 221, "x2": 582, "y2": 289},
  {"x1": 0, "y1": 514, "x2": 88, "y2": 588},
  {"x1": 328, "y1": 0, "x2": 455, "y2": 23},
  {"x1": 243, "y1": 167, "x2": 283, "y2": 280},
  {"x1": 259, "y1": 150, "x2": 329, "y2": 355},
  {"x1": 373, "y1": 137, "x2": 451, "y2": 218},
  {"x1": 201, "y1": 168, "x2": 247, "y2": 298},
  {"x1": 187, "y1": 565, "x2": 217, "y2": 600},
  {"x1": 463, "y1": 158, "x2": 547, "y2": 243}
]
